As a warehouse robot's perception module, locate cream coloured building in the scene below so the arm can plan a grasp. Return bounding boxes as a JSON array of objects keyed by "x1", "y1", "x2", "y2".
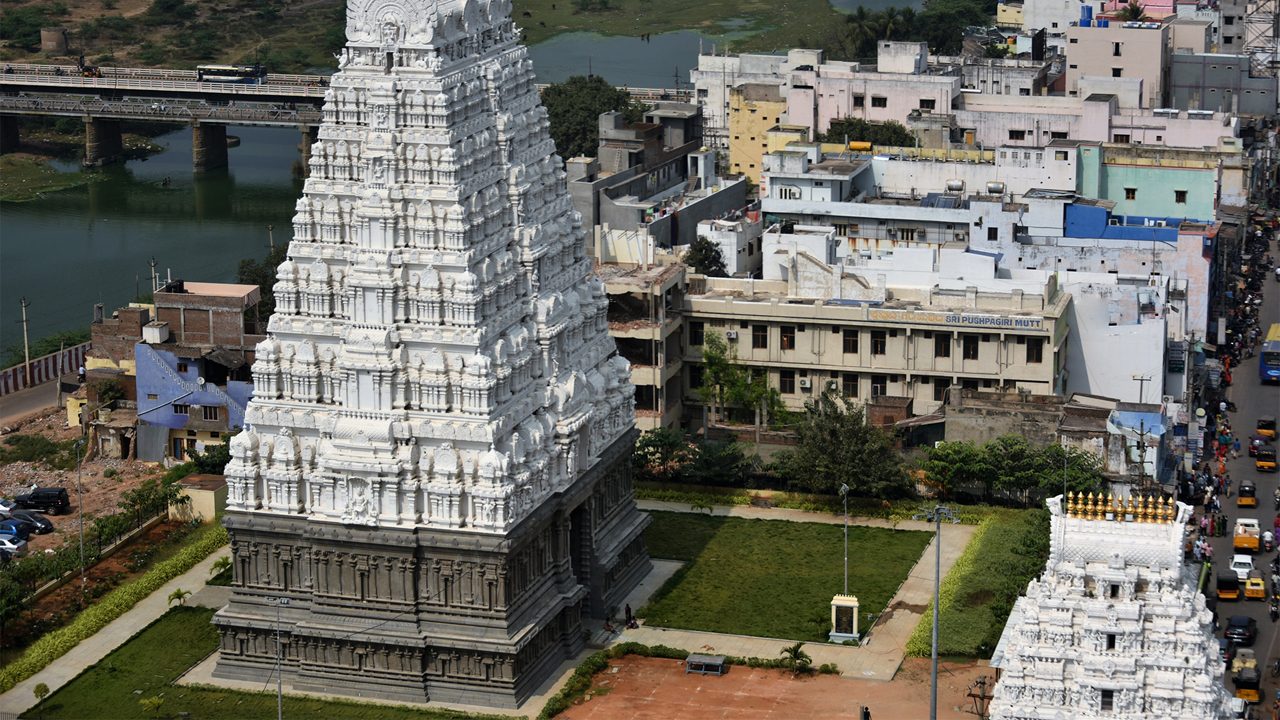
[{"x1": 683, "y1": 245, "x2": 1070, "y2": 415}]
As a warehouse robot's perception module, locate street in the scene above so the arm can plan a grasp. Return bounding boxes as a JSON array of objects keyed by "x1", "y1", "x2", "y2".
[
  {"x1": 0, "y1": 378, "x2": 62, "y2": 428},
  {"x1": 1206, "y1": 255, "x2": 1280, "y2": 712}
]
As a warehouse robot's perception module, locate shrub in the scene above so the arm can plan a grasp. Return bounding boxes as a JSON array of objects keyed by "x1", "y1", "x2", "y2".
[
  {"x1": 0, "y1": 524, "x2": 227, "y2": 693},
  {"x1": 0, "y1": 434, "x2": 79, "y2": 470}
]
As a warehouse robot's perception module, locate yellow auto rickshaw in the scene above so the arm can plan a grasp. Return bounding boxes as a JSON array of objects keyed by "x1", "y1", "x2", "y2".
[
  {"x1": 1239, "y1": 480, "x2": 1258, "y2": 507},
  {"x1": 1259, "y1": 416, "x2": 1278, "y2": 441},
  {"x1": 1245, "y1": 574, "x2": 1268, "y2": 600},
  {"x1": 1219, "y1": 572, "x2": 1242, "y2": 601},
  {"x1": 1258, "y1": 447, "x2": 1278, "y2": 473}
]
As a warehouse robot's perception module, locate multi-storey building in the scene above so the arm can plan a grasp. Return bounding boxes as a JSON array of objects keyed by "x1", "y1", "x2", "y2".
[
  {"x1": 601, "y1": 263, "x2": 686, "y2": 431},
  {"x1": 990, "y1": 494, "x2": 1232, "y2": 719},
  {"x1": 1066, "y1": 20, "x2": 1171, "y2": 109},
  {"x1": 684, "y1": 246, "x2": 1070, "y2": 416}
]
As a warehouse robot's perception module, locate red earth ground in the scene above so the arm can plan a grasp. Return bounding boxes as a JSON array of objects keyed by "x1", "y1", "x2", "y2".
[{"x1": 560, "y1": 656, "x2": 996, "y2": 719}]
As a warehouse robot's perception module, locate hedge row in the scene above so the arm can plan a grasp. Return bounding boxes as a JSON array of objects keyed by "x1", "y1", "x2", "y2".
[
  {"x1": 538, "y1": 641, "x2": 839, "y2": 718},
  {"x1": 0, "y1": 523, "x2": 228, "y2": 693},
  {"x1": 635, "y1": 482, "x2": 1008, "y2": 525},
  {"x1": 905, "y1": 516, "x2": 993, "y2": 658}
]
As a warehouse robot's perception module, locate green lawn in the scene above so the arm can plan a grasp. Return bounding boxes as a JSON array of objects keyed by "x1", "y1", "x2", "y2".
[
  {"x1": 28, "y1": 607, "x2": 507, "y2": 720},
  {"x1": 640, "y1": 511, "x2": 932, "y2": 641}
]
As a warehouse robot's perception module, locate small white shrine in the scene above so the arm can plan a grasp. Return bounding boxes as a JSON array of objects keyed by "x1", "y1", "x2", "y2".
[{"x1": 989, "y1": 493, "x2": 1233, "y2": 720}]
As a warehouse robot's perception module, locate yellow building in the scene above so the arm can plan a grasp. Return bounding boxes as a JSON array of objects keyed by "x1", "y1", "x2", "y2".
[
  {"x1": 996, "y1": 2, "x2": 1024, "y2": 29},
  {"x1": 728, "y1": 83, "x2": 786, "y2": 184}
]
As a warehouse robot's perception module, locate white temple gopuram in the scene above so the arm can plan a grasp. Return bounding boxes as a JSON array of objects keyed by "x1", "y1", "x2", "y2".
[
  {"x1": 989, "y1": 494, "x2": 1232, "y2": 720},
  {"x1": 210, "y1": 0, "x2": 651, "y2": 706}
]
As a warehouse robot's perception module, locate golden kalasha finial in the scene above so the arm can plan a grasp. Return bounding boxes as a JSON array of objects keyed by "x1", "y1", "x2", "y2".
[
  {"x1": 1124, "y1": 495, "x2": 1135, "y2": 521},
  {"x1": 1086, "y1": 492, "x2": 1096, "y2": 519},
  {"x1": 1161, "y1": 497, "x2": 1173, "y2": 523},
  {"x1": 1066, "y1": 491, "x2": 1077, "y2": 517},
  {"x1": 1142, "y1": 496, "x2": 1154, "y2": 523}
]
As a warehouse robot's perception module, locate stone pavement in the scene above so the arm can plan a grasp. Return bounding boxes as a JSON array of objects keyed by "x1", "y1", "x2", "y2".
[
  {"x1": 623, "y1": 499, "x2": 977, "y2": 680},
  {"x1": 0, "y1": 547, "x2": 231, "y2": 718}
]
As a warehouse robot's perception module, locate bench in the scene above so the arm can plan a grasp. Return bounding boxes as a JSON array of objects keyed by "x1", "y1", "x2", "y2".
[{"x1": 685, "y1": 653, "x2": 727, "y2": 676}]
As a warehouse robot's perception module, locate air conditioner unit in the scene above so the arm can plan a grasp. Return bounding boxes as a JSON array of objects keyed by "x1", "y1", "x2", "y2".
[
  {"x1": 725, "y1": 331, "x2": 739, "y2": 340},
  {"x1": 798, "y1": 378, "x2": 813, "y2": 390},
  {"x1": 955, "y1": 232, "x2": 968, "y2": 242}
]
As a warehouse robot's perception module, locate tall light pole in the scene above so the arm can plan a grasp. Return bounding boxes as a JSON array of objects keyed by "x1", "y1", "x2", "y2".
[
  {"x1": 276, "y1": 596, "x2": 289, "y2": 720},
  {"x1": 839, "y1": 483, "x2": 850, "y2": 595},
  {"x1": 913, "y1": 504, "x2": 958, "y2": 720}
]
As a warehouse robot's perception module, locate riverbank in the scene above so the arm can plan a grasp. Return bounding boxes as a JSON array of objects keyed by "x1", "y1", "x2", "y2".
[{"x1": 0, "y1": 130, "x2": 163, "y2": 203}]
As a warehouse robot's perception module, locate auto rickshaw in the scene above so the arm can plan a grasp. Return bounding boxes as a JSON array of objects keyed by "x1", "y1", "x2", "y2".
[
  {"x1": 1245, "y1": 573, "x2": 1268, "y2": 600},
  {"x1": 1250, "y1": 435, "x2": 1271, "y2": 457},
  {"x1": 1234, "y1": 665, "x2": 1261, "y2": 703},
  {"x1": 1259, "y1": 416, "x2": 1278, "y2": 441},
  {"x1": 1239, "y1": 480, "x2": 1258, "y2": 507},
  {"x1": 1220, "y1": 571, "x2": 1242, "y2": 601},
  {"x1": 1258, "y1": 447, "x2": 1278, "y2": 473}
]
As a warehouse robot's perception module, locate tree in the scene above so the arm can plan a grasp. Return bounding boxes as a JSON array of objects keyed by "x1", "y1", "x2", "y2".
[
  {"x1": 209, "y1": 555, "x2": 232, "y2": 579},
  {"x1": 779, "y1": 642, "x2": 813, "y2": 675},
  {"x1": 683, "y1": 440, "x2": 752, "y2": 487},
  {"x1": 983, "y1": 43, "x2": 1011, "y2": 59},
  {"x1": 237, "y1": 243, "x2": 287, "y2": 322},
  {"x1": 186, "y1": 439, "x2": 231, "y2": 475},
  {"x1": 138, "y1": 695, "x2": 165, "y2": 717},
  {"x1": 699, "y1": 334, "x2": 785, "y2": 447},
  {"x1": 769, "y1": 391, "x2": 911, "y2": 498},
  {"x1": 921, "y1": 440, "x2": 993, "y2": 499},
  {"x1": 33, "y1": 682, "x2": 49, "y2": 715},
  {"x1": 632, "y1": 428, "x2": 696, "y2": 484},
  {"x1": 541, "y1": 75, "x2": 646, "y2": 160},
  {"x1": 168, "y1": 588, "x2": 192, "y2": 606},
  {"x1": 984, "y1": 435, "x2": 1043, "y2": 505},
  {"x1": 819, "y1": 117, "x2": 915, "y2": 147},
  {"x1": 684, "y1": 236, "x2": 728, "y2": 277},
  {"x1": 1117, "y1": 0, "x2": 1148, "y2": 21}
]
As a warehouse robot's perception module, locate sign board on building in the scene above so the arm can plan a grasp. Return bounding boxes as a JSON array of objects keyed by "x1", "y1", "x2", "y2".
[{"x1": 867, "y1": 308, "x2": 1047, "y2": 331}]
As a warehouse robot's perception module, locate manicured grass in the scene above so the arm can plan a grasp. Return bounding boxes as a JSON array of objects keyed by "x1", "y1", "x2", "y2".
[
  {"x1": 905, "y1": 509, "x2": 1048, "y2": 658},
  {"x1": 29, "y1": 607, "x2": 507, "y2": 720},
  {"x1": 640, "y1": 511, "x2": 931, "y2": 641}
]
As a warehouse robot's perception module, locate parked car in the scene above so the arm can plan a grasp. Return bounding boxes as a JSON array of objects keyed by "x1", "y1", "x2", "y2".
[
  {"x1": 0, "y1": 536, "x2": 28, "y2": 557},
  {"x1": 0, "y1": 498, "x2": 16, "y2": 517},
  {"x1": 1220, "y1": 637, "x2": 1238, "y2": 665},
  {"x1": 0, "y1": 519, "x2": 32, "y2": 541},
  {"x1": 1226, "y1": 615, "x2": 1259, "y2": 646},
  {"x1": 14, "y1": 487, "x2": 70, "y2": 515},
  {"x1": 7, "y1": 510, "x2": 52, "y2": 534}
]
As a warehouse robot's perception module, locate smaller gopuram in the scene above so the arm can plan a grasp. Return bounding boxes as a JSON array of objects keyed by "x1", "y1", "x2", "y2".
[{"x1": 988, "y1": 493, "x2": 1232, "y2": 720}]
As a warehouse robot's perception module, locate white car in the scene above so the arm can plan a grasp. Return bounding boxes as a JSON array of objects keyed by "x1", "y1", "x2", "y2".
[
  {"x1": 0, "y1": 498, "x2": 15, "y2": 518},
  {"x1": 0, "y1": 536, "x2": 27, "y2": 557},
  {"x1": 1231, "y1": 554, "x2": 1256, "y2": 582}
]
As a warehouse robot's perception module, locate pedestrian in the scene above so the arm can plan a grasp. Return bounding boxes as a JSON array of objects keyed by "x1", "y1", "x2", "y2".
[
  {"x1": 77, "y1": 364, "x2": 85, "y2": 383},
  {"x1": 1193, "y1": 542, "x2": 1203, "y2": 562},
  {"x1": 1234, "y1": 438, "x2": 1242, "y2": 458},
  {"x1": 1221, "y1": 400, "x2": 1229, "y2": 413}
]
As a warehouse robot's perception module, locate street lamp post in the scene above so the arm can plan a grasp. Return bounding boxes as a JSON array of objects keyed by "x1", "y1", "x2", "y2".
[
  {"x1": 913, "y1": 504, "x2": 959, "y2": 720},
  {"x1": 276, "y1": 596, "x2": 289, "y2": 720},
  {"x1": 839, "y1": 483, "x2": 850, "y2": 595},
  {"x1": 75, "y1": 437, "x2": 85, "y2": 588}
]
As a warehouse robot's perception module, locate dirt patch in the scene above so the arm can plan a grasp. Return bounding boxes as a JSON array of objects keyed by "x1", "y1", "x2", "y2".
[
  {"x1": 0, "y1": 408, "x2": 166, "y2": 555},
  {"x1": 562, "y1": 655, "x2": 995, "y2": 719}
]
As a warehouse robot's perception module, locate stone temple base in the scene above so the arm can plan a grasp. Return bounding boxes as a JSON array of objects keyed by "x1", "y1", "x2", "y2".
[{"x1": 210, "y1": 431, "x2": 650, "y2": 708}]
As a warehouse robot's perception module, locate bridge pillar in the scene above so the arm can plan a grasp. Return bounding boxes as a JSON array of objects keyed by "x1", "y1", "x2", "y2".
[
  {"x1": 296, "y1": 125, "x2": 319, "y2": 178},
  {"x1": 0, "y1": 116, "x2": 19, "y2": 155},
  {"x1": 83, "y1": 118, "x2": 124, "y2": 167},
  {"x1": 192, "y1": 123, "x2": 228, "y2": 172}
]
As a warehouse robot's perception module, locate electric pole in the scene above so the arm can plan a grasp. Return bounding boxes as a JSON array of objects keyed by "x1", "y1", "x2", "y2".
[
  {"x1": 913, "y1": 504, "x2": 959, "y2": 720},
  {"x1": 268, "y1": 224, "x2": 275, "y2": 249},
  {"x1": 1131, "y1": 374, "x2": 1151, "y2": 404},
  {"x1": 18, "y1": 297, "x2": 31, "y2": 386},
  {"x1": 149, "y1": 257, "x2": 159, "y2": 294}
]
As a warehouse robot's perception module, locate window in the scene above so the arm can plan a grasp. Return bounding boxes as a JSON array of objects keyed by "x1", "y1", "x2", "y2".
[
  {"x1": 962, "y1": 335, "x2": 979, "y2": 360},
  {"x1": 176, "y1": 362, "x2": 189, "y2": 373},
  {"x1": 173, "y1": 403, "x2": 190, "y2": 416},
  {"x1": 211, "y1": 431, "x2": 220, "y2": 439},
  {"x1": 987, "y1": 227, "x2": 999, "y2": 241},
  {"x1": 1113, "y1": 133, "x2": 1130, "y2": 143},
  {"x1": 1112, "y1": 41, "x2": 1122, "y2": 56},
  {"x1": 779, "y1": 369, "x2": 796, "y2": 394},
  {"x1": 1225, "y1": 36, "x2": 1234, "y2": 44},
  {"x1": 1051, "y1": 131, "x2": 1069, "y2": 140},
  {"x1": 871, "y1": 96, "x2": 887, "y2": 108},
  {"x1": 1111, "y1": 68, "x2": 1122, "y2": 78},
  {"x1": 752, "y1": 324, "x2": 768, "y2": 349},
  {"x1": 1019, "y1": 88, "x2": 1030, "y2": 96},
  {"x1": 202, "y1": 405, "x2": 220, "y2": 421},
  {"x1": 853, "y1": 94, "x2": 865, "y2": 107},
  {"x1": 1008, "y1": 130, "x2": 1026, "y2": 141},
  {"x1": 933, "y1": 380, "x2": 947, "y2": 402},
  {"x1": 1054, "y1": 150, "x2": 1068, "y2": 161},
  {"x1": 1026, "y1": 337, "x2": 1044, "y2": 364},
  {"x1": 146, "y1": 393, "x2": 159, "y2": 401},
  {"x1": 1101, "y1": 689, "x2": 1115, "y2": 712},
  {"x1": 934, "y1": 333, "x2": 951, "y2": 358},
  {"x1": 1124, "y1": 187, "x2": 1137, "y2": 200},
  {"x1": 871, "y1": 375, "x2": 888, "y2": 397},
  {"x1": 1225, "y1": 14, "x2": 1235, "y2": 24},
  {"x1": 842, "y1": 372, "x2": 859, "y2": 397},
  {"x1": 871, "y1": 330, "x2": 887, "y2": 355},
  {"x1": 689, "y1": 321, "x2": 705, "y2": 346},
  {"x1": 1174, "y1": 190, "x2": 1188, "y2": 204},
  {"x1": 689, "y1": 364, "x2": 705, "y2": 388},
  {"x1": 780, "y1": 325, "x2": 796, "y2": 350},
  {"x1": 919, "y1": 98, "x2": 936, "y2": 110},
  {"x1": 843, "y1": 329, "x2": 859, "y2": 354},
  {"x1": 1110, "y1": 583, "x2": 1120, "y2": 599}
]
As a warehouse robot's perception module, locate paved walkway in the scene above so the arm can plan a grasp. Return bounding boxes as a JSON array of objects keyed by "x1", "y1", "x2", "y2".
[
  {"x1": 0, "y1": 547, "x2": 230, "y2": 718},
  {"x1": 626, "y1": 499, "x2": 977, "y2": 680}
]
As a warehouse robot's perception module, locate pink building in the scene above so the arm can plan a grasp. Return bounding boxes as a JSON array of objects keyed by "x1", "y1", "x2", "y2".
[{"x1": 1066, "y1": 20, "x2": 1170, "y2": 108}]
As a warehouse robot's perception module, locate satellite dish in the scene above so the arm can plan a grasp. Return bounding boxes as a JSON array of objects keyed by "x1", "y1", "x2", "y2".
[{"x1": 197, "y1": 376, "x2": 206, "y2": 386}]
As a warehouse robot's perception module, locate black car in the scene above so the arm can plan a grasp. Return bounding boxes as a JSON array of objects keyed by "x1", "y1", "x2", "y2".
[
  {"x1": 7, "y1": 510, "x2": 52, "y2": 534},
  {"x1": 1226, "y1": 615, "x2": 1259, "y2": 646},
  {"x1": 14, "y1": 487, "x2": 70, "y2": 515},
  {"x1": 0, "y1": 519, "x2": 32, "y2": 542}
]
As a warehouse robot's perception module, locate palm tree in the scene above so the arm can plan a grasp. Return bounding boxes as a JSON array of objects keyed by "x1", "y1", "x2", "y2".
[
  {"x1": 209, "y1": 555, "x2": 232, "y2": 580},
  {"x1": 843, "y1": 7, "x2": 876, "y2": 59},
  {"x1": 780, "y1": 642, "x2": 813, "y2": 675},
  {"x1": 1116, "y1": 0, "x2": 1148, "y2": 21},
  {"x1": 168, "y1": 588, "x2": 192, "y2": 606},
  {"x1": 879, "y1": 7, "x2": 904, "y2": 40}
]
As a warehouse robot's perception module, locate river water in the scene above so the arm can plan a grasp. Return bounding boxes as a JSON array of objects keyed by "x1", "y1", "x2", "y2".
[{"x1": 0, "y1": 16, "x2": 920, "y2": 349}]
